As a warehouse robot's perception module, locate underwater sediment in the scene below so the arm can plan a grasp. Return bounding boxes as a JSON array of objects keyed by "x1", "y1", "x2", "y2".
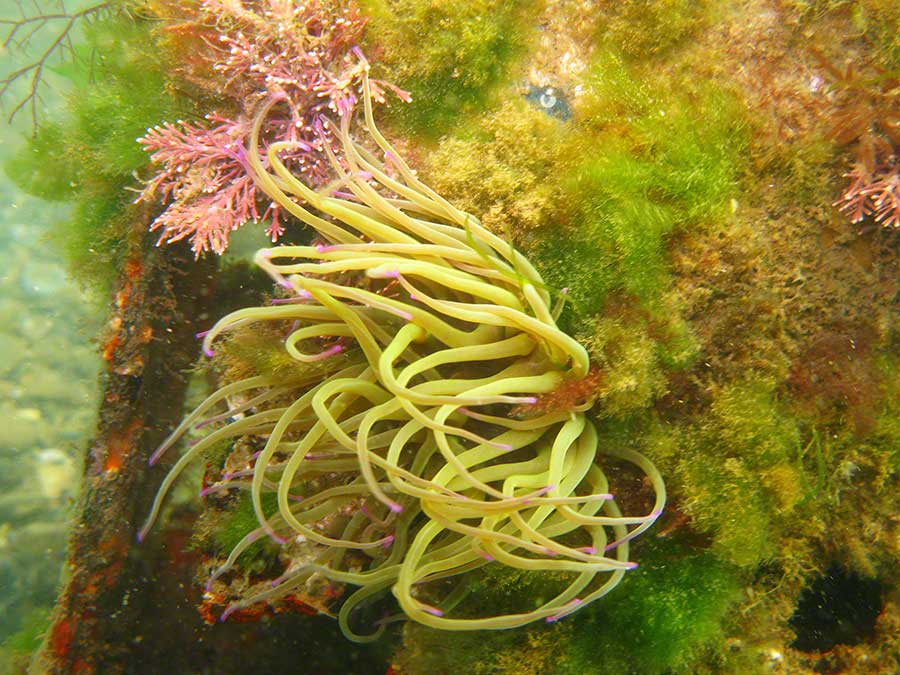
[{"x1": 0, "y1": 0, "x2": 898, "y2": 674}]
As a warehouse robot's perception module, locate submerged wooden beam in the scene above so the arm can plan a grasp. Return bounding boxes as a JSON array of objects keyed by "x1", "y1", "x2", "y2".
[{"x1": 29, "y1": 235, "x2": 215, "y2": 675}]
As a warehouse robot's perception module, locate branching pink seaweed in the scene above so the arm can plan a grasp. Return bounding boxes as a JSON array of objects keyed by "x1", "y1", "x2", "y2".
[{"x1": 136, "y1": 0, "x2": 409, "y2": 255}]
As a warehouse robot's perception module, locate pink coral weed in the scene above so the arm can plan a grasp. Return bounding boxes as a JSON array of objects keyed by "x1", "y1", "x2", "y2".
[{"x1": 136, "y1": 0, "x2": 409, "y2": 255}]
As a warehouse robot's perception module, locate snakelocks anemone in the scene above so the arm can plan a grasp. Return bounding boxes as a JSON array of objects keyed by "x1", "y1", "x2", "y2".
[{"x1": 141, "y1": 57, "x2": 665, "y2": 641}]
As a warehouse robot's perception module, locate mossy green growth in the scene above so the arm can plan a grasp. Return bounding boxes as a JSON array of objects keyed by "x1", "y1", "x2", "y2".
[
  {"x1": 872, "y1": 352, "x2": 900, "y2": 471},
  {"x1": 396, "y1": 565, "x2": 573, "y2": 674},
  {"x1": 4, "y1": 15, "x2": 183, "y2": 294},
  {"x1": 534, "y1": 52, "x2": 748, "y2": 327},
  {"x1": 852, "y1": 0, "x2": 900, "y2": 66},
  {"x1": 587, "y1": 317, "x2": 668, "y2": 418},
  {"x1": 651, "y1": 376, "x2": 804, "y2": 567},
  {"x1": 560, "y1": 542, "x2": 741, "y2": 675},
  {"x1": 398, "y1": 541, "x2": 742, "y2": 675},
  {"x1": 584, "y1": 304, "x2": 698, "y2": 418},
  {"x1": 217, "y1": 321, "x2": 352, "y2": 383},
  {"x1": 359, "y1": 0, "x2": 542, "y2": 137},
  {"x1": 793, "y1": 0, "x2": 900, "y2": 67},
  {"x1": 399, "y1": 618, "x2": 569, "y2": 675},
  {"x1": 595, "y1": 0, "x2": 712, "y2": 61},
  {"x1": 420, "y1": 98, "x2": 569, "y2": 235},
  {"x1": 210, "y1": 491, "x2": 281, "y2": 568}
]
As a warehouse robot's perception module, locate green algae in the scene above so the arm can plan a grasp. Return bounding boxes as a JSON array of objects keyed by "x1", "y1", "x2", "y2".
[
  {"x1": 874, "y1": 354, "x2": 900, "y2": 470},
  {"x1": 791, "y1": 0, "x2": 900, "y2": 67},
  {"x1": 360, "y1": 0, "x2": 542, "y2": 137},
  {"x1": 209, "y1": 492, "x2": 281, "y2": 568},
  {"x1": 530, "y1": 51, "x2": 748, "y2": 339},
  {"x1": 4, "y1": 15, "x2": 184, "y2": 294},
  {"x1": 586, "y1": 318, "x2": 669, "y2": 418},
  {"x1": 584, "y1": 310, "x2": 698, "y2": 418},
  {"x1": 396, "y1": 541, "x2": 742, "y2": 675},
  {"x1": 419, "y1": 48, "x2": 748, "y2": 346},
  {"x1": 595, "y1": 0, "x2": 712, "y2": 61},
  {"x1": 852, "y1": 0, "x2": 900, "y2": 66},
  {"x1": 420, "y1": 98, "x2": 569, "y2": 235},
  {"x1": 561, "y1": 543, "x2": 742, "y2": 675},
  {"x1": 651, "y1": 376, "x2": 805, "y2": 568}
]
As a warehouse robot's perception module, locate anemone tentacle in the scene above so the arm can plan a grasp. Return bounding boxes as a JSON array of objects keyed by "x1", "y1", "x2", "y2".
[{"x1": 143, "y1": 59, "x2": 665, "y2": 641}]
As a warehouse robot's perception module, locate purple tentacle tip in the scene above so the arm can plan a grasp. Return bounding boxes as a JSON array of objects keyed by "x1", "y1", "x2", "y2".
[
  {"x1": 524, "y1": 396, "x2": 539, "y2": 404},
  {"x1": 382, "y1": 535, "x2": 395, "y2": 548},
  {"x1": 651, "y1": 508, "x2": 664, "y2": 518},
  {"x1": 493, "y1": 442, "x2": 514, "y2": 451},
  {"x1": 136, "y1": 531, "x2": 145, "y2": 544},
  {"x1": 203, "y1": 347, "x2": 215, "y2": 358},
  {"x1": 421, "y1": 605, "x2": 444, "y2": 617},
  {"x1": 545, "y1": 598, "x2": 582, "y2": 623},
  {"x1": 625, "y1": 562, "x2": 639, "y2": 570},
  {"x1": 195, "y1": 329, "x2": 210, "y2": 339},
  {"x1": 323, "y1": 344, "x2": 343, "y2": 357},
  {"x1": 389, "y1": 502, "x2": 404, "y2": 513},
  {"x1": 579, "y1": 546, "x2": 598, "y2": 555}
]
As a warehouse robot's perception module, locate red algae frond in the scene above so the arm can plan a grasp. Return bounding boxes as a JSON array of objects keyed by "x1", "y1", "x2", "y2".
[
  {"x1": 815, "y1": 54, "x2": 900, "y2": 231},
  {"x1": 136, "y1": 0, "x2": 408, "y2": 255},
  {"x1": 835, "y1": 158, "x2": 900, "y2": 229}
]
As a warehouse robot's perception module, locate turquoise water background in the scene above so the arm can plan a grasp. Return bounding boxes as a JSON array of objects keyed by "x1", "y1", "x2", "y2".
[{"x1": 0, "y1": 115, "x2": 102, "y2": 645}]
